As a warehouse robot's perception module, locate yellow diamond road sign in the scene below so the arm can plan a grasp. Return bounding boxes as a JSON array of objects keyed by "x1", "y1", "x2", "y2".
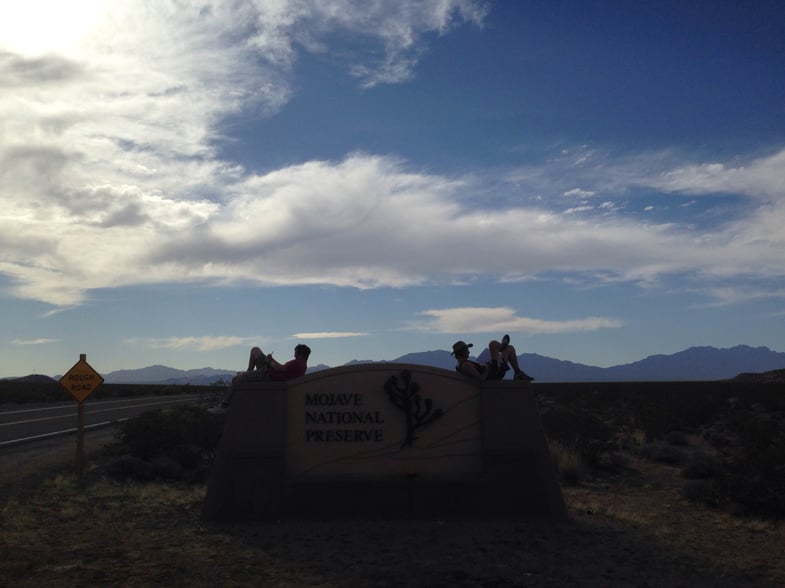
[{"x1": 60, "y1": 359, "x2": 104, "y2": 402}]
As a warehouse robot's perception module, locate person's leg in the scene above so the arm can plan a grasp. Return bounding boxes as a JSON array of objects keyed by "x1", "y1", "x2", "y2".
[
  {"x1": 485, "y1": 361, "x2": 505, "y2": 380},
  {"x1": 500, "y1": 343, "x2": 520, "y2": 369},
  {"x1": 499, "y1": 343, "x2": 534, "y2": 381},
  {"x1": 209, "y1": 372, "x2": 247, "y2": 413},
  {"x1": 248, "y1": 346, "x2": 265, "y2": 371},
  {"x1": 486, "y1": 340, "x2": 511, "y2": 379},
  {"x1": 488, "y1": 340, "x2": 503, "y2": 363}
]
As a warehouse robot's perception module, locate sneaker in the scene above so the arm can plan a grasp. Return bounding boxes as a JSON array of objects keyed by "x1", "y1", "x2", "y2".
[
  {"x1": 208, "y1": 404, "x2": 227, "y2": 415},
  {"x1": 514, "y1": 371, "x2": 534, "y2": 382}
]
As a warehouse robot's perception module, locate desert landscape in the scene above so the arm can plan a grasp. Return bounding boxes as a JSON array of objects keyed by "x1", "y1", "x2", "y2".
[{"x1": 2, "y1": 375, "x2": 784, "y2": 587}]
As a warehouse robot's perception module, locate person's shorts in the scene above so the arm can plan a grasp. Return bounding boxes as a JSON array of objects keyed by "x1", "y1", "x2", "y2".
[{"x1": 486, "y1": 362, "x2": 509, "y2": 380}]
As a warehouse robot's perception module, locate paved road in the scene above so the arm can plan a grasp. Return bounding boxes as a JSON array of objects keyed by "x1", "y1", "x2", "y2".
[{"x1": 0, "y1": 393, "x2": 219, "y2": 448}]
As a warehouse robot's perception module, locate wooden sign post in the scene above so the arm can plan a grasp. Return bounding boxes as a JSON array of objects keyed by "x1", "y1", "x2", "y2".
[{"x1": 59, "y1": 354, "x2": 104, "y2": 474}]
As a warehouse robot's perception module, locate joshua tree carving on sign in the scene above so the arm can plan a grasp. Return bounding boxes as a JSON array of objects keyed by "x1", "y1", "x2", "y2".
[{"x1": 384, "y1": 370, "x2": 444, "y2": 448}]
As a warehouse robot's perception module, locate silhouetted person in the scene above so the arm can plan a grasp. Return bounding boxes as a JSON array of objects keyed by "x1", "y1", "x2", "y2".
[
  {"x1": 452, "y1": 335, "x2": 533, "y2": 381},
  {"x1": 209, "y1": 344, "x2": 311, "y2": 414}
]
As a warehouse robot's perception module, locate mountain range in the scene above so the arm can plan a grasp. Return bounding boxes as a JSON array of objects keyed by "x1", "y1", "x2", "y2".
[{"x1": 53, "y1": 344, "x2": 785, "y2": 385}]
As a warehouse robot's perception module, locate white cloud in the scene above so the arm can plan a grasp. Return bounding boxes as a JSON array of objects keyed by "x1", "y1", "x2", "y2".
[
  {"x1": 508, "y1": 147, "x2": 785, "y2": 204},
  {"x1": 293, "y1": 332, "x2": 369, "y2": 339},
  {"x1": 125, "y1": 336, "x2": 256, "y2": 352},
  {"x1": 0, "y1": 1, "x2": 487, "y2": 305},
  {"x1": 563, "y1": 188, "x2": 595, "y2": 198},
  {"x1": 2, "y1": 2, "x2": 785, "y2": 311},
  {"x1": 563, "y1": 205, "x2": 594, "y2": 214},
  {"x1": 4, "y1": 143, "x2": 785, "y2": 307},
  {"x1": 12, "y1": 338, "x2": 59, "y2": 345},
  {"x1": 650, "y1": 151, "x2": 785, "y2": 199},
  {"x1": 340, "y1": 1, "x2": 490, "y2": 87},
  {"x1": 410, "y1": 307, "x2": 622, "y2": 334},
  {"x1": 692, "y1": 285, "x2": 785, "y2": 307}
]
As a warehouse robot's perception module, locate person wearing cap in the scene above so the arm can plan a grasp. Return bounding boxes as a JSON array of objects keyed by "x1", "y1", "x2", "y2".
[
  {"x1": 209, "y1": 344, "x2": 311, "y2": 414},
  {"x1": 452, "y1": 341, "x2": 491, "y2": 381},
  {"x1": 451, "y1": 336, "x2": 533, "y2": 382}
]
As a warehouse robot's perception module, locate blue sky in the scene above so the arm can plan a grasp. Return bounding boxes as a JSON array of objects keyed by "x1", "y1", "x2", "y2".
[{"x1": 2, "y1": 0, "x2": 784, "y2": 378}]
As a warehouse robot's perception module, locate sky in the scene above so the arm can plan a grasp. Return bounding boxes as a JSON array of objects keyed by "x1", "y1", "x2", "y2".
[{"x1": 2, "y1": 0, "x2": 785, "y2": 378}]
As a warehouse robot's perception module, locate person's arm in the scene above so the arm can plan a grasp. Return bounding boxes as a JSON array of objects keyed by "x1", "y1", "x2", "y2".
[
  {"x1": 266, "y1": 354, "x2": 284, "y2": 370},
  {"x1": 459, "y1": 360, "x2": 487, "y2": 381}
]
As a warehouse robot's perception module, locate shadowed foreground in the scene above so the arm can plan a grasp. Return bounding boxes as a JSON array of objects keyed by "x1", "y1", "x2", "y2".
[
  {"x1": 2, "y1": 378, "x2": 785, "y2": 586},
  {"x1": 1, "y1": 454, "x2": 782, "y2": 587}
]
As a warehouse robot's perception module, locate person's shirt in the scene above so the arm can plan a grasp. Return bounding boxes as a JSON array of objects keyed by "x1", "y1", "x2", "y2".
[
  {"x1": 456, "y1": 358, "x2": 486, "y2": 380},
  {"x1": 269, "y1": 357, "x2": 307, "y2": 381}
]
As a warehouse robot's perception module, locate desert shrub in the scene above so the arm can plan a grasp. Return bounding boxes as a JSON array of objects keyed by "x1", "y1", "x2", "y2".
[
  {"x1": 111, "y1": 405, "x2": 222, "y2": 482},
  {"x1": 539, "y1": 405, "x2": 612, "y2": 468},
  {"x1": 682, "y1": 451, "x2": 720, "y2": 480},
  {"x1": 628, "y1": 387, "x2": 728, "y2": 441},
  {"x1": 595, "y1": 450, "x2": 630, "y2": 472},
  {"x1": 629, "y1": 402, "x2": 671, "y2": 440},
  {"x1": 104, "y1": 455, "x2": 158, "y2": 481},
  {"x1": 548, "y1": 440, "x2": 583, "y2": 485},
  {"x1": 681, "y1": 479, "x2": 716, "y2": 505},
  {"x1": 0, "y1": 381, "x2": 69, "y2": 403},
  {"x1": 703, "y1": 427, "x2": 732, "y2": 448},
  {"x1": 665, "y1": 430, "x2": 688, "y2": 446},
  {"x1": 714, "y1": 454, "x2": 785, "y2": 518},
  {"x1": 712, "y1": 422, "x2": 785, "y2": 518},
  {"x1": 637, "y1": 440, "x2": 686, "y2": 465}
]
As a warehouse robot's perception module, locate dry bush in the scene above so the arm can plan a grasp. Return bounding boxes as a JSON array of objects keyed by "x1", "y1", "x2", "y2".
[
  {"x1": 637, "y1": 440, "x2": 687, "y2": 465},
  {"x1": 105, "y1": 405, "x2": 223, "y2": 483},
  {"x1": 548, "y1": 440, "x2": 583, "y2": 485}
]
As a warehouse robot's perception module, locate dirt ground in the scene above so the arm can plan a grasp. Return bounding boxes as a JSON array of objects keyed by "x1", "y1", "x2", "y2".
[{"x1": 1, "y1": 429, "x2": 784, "y2": 587}]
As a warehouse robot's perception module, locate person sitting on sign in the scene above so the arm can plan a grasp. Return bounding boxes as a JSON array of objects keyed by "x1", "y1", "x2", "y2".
[
  {"x1": 491, "y1": 334, "x2": 534, "y2": 381},
  {"x1": 208, "y1": 344, "x2": 311, "y2": 414},
  {"x1": 452, "y1": 336, "x2": 534, "y2": 382}
]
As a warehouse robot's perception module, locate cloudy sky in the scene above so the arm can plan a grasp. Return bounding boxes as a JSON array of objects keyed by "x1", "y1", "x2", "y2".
[{"x1": 2, "y1": 0, "x2": 784, "y2": 378}]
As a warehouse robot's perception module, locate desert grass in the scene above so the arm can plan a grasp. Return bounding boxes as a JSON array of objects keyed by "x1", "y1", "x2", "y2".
[
  {"x1": 564, "y1": 456, "x2": 785, "y2": 585},
  {"x1": 4, "y1": 456, "x2": 785, "y2": 587},
  {"x1": 548, "y1": 439, "x2": 583, "y2": 485},
  {"x1": 4, "y1": 385, "x2": 785, "y2": 587}
]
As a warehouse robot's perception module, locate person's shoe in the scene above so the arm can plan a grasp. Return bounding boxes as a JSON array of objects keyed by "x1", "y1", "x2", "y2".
[
  {"x1": 208, "y1": 404, "x2": 227, "y2": 414},
  {"x1": 514, "y1": 371, "x2": 534, "y2": 382}
]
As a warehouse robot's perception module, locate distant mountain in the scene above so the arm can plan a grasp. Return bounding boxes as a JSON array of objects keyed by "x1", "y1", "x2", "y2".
[
  {"x1": 104, "y1": 365, "x2": 236, "y2": 385},
  {"x1": 307, "y1": 363, "x2": 332, "y2": 373},
  {"x1": 7, "y1": 374, "x2": 58, "y2": 383},
  {"x1": 731, "y1": 368, "x2": 785, "y2": 383},
  {"x1": 599, "y1": 345, "x2": 785, "y2": 381},
  {"x1": 102, "y1": 363, "x2": 332, "y2": 384},
  {"x1": 37, "y1": 344, "x2": 784, "y2": 385},
  {"x1": 421, "y1": 344, "x2": 785, "y2": 382},
  {"x1": 394, "y1": 350, "x2": 456, "y2": 371}
]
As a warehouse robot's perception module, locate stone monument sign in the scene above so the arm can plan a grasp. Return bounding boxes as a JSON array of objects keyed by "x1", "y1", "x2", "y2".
[{"x1": 202, "y1": 363, "x2": 566, "y2": 520}]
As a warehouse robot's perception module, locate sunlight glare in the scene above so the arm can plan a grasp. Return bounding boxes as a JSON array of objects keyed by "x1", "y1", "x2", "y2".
[{"x1": 0, "y1": 0, "x2": 105, "y2": 55}]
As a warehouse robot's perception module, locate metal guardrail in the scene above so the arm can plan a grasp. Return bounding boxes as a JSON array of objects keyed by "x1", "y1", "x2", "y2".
[{"x1": 0, "y1": 418, "x2": 126, "y2": 448}]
